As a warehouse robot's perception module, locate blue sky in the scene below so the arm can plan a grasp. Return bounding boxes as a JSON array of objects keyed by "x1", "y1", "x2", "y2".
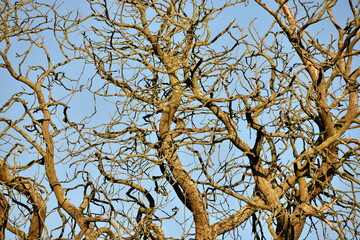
[{"x1": 0, "y1": 0, "x2": 359, "y2": 239}]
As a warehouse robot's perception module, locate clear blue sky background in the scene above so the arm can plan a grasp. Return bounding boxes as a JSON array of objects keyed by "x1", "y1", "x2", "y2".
[{"x1": 0, "y1": 1, "x2": 358, "y2": 239}]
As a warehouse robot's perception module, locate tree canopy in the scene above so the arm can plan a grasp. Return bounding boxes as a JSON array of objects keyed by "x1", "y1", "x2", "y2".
[{"x1": 0, "y1": 0, "x2": 359, "y2": 239}]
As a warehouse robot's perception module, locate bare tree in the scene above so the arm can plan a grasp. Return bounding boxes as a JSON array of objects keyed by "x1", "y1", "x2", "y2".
[{"x1": 0, "y1": 0, "x2": 359, "y2": 239}]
